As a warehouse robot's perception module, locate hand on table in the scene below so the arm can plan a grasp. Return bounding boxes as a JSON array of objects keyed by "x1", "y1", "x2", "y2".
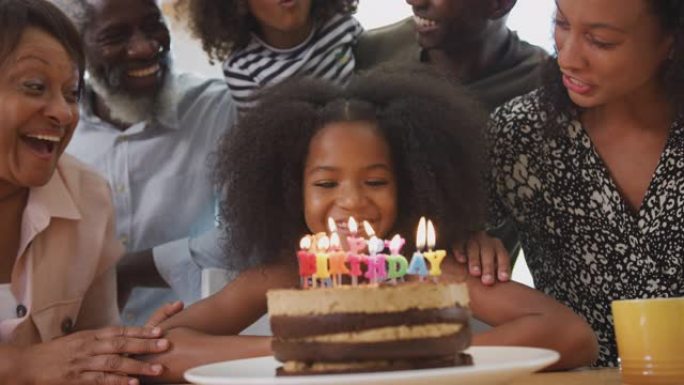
[
  {"x1": 453, "y1": 231, "x2": 511, "y2": 286},
  {"x1": 13, "y1": 326, "x2": 169, "y2": 385},
  {"x1": 137, "y1": 328, "x2": 272, "y2": 384}
]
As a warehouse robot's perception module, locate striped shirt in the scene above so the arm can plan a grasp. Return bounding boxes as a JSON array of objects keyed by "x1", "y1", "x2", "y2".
[{"x1": 223, "y1": 13, "x2": 363, "y2": 110}]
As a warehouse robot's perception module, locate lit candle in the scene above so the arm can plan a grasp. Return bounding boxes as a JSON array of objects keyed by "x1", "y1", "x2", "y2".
[
  {"x1": 363, "y1": 221, "x2": 387, "y2": 283},
  {"x1": 346, "y1": 217, "x2": 366, "y2": 286},
  {"x1": 297, "y1": 235, "x2": 316, "y2": 288},
  {"x1": 407, "y1": 217, "x2": 429, "y2": 279},
  {"x1": 423, "y1": 219, "x2": 446, "y2": 280},
  {"x1": 362, "y1": 220, "x2": 376, "y2": 240},
  {"x1": 386, "y1": 234, "x2": 408, "y2": 284},
  {"x1": 314, "y1": 235, "x2": 331, "y2": 287},
  {"x1": 327, "y1": 232, "x2": 349, "y2": 286},
  {"x1": 346, "y1": 217, "x2": 366, "y2": 254}
]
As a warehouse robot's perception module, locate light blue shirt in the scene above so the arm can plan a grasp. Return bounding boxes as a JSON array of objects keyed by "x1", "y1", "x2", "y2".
[{"x1": 67, "y1": 73, "x2": 235, "y2": 325}]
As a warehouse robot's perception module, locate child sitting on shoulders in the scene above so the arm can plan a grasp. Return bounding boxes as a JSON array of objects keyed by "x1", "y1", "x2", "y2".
[
  {"x1": 180, "y1": 0, "x2": 361, "y2": 110},
  {"x1": 146, "y1": 67, "x2": 598, "y2": 381}
]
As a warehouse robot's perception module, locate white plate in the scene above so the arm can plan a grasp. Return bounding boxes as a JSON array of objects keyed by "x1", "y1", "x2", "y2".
[{"x1": 184, "y1": 346, "x2": 560, "y2": 385}]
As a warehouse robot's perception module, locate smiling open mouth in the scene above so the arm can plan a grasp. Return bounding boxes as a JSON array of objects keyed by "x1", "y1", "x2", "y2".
[
  {"x1": 22, "y1": 134, "x2": 61, "y2": 157},
  {"x1": 562, "y1": 74, "x2": 593, "y2": 94},
  {"x1": 333, "y1": 219, "x2": 378, "y2": 237},
  {"x1": 413, "y1": 15, "x2": 439, "y2": 30},
  {"x1": 127, "y1": 64, "x2": 161, "y2": 78}
]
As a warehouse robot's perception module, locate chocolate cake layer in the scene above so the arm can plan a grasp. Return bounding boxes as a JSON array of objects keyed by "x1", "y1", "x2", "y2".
[
  {"x1": 271, "y1": 305, "x2": 469, "y2": 338},
  {"x1": 272, "y1": 329, "x2": 471, "y2": 362},
  {"x1": 276, "y1": 353, "x2": 473, "y2": 376}
]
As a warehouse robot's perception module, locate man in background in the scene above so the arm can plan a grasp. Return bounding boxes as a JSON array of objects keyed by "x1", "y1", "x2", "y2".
[
  {"x1": 53, "y1": 0, "x2": 234, "y2": 325},
  {"x1": 357, "y1": 0, "x2": 547, "y2": 110},
  {"x1": 356, "y1": 0, "x2": 549, "y2": 280}
]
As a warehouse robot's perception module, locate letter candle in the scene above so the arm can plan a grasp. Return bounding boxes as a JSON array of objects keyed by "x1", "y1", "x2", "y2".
[
  {"x1": 297, "y1": 235, "x2": 316, "y2": 288},
  {"x1": 345, "y1": 217, "x2": 366, "y2": 286},
  {"x1": 363, "y1": 221, "x2": 387, "y2": 284},
  {"x1": 386, "y1": 234, "x2": 408, "y2": 284},
  {"x1": 423, "y1": 219, "x2": 446, "y2": 281},
  {"x1": 314, "y1": 235, "x2": 332, "y2": 287},
  {"x1": 407, "y1": 217, "x2": 429, "y2": 280},
  {"x1": 328, "y1": 232, "x2": 349, "y2": 286}
]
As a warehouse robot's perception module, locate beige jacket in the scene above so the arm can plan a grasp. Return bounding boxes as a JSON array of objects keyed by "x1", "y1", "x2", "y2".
[{"x1": 1, "y1": 155, "x2": 123, "y2": 345}]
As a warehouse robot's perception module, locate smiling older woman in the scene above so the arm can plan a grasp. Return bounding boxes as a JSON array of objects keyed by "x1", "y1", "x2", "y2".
[{"x1": 0, "y1": 0, "x2": 172, "y2": 384}]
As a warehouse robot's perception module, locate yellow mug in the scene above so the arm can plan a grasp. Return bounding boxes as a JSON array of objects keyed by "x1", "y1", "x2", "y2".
[{"x1": 611, "y1": 297, "x2": 684, "y2": 385}]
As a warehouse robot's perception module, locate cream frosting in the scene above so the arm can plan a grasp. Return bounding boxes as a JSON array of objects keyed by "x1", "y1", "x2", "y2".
[
  {"x1": 284, "y1": 360, "x2": 394, "y2": 372},
  {"x1": 295, "y1": 323, "x2": 463, "y2": 343},
  {"x1": 267, "y1": 282, "x2": 469, "y2": 316}
]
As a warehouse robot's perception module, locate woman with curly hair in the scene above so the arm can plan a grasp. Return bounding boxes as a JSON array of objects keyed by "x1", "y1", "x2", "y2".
[
  {"x1": 144, "y1": 68, "x2": 598, "y2": 381},
  {"x1": 487, "y1": 0, "x2": 684, "y2": 366},
  {"x1": 180, "y1": 0, "x2": 361, "y2": 110}
]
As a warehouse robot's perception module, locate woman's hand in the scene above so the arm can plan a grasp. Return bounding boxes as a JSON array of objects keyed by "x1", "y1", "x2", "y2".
[
  {"x1": 453, "y1": 231, "x2": 511, "y2": 286},
  {"x1": 12, "y1": 326, "x2": 169, "y2": 385}
]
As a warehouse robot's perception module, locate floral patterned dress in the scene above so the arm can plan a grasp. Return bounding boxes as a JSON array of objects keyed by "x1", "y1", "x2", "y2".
[{"x1": 488, "y1": 90, "x2": 684, "y2": 366}]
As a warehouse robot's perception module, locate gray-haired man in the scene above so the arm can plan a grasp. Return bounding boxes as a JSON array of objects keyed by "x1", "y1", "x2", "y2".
[{"x1": 53, "y1": 0, "x2": 234, "y2": 325}]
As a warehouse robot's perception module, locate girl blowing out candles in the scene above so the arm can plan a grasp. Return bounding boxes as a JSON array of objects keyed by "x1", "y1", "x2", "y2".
[{"x1": 143, "y1": 67, "x2": 598, "y2": 381}]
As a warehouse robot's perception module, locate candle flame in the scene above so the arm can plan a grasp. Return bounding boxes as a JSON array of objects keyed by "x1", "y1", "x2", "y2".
[
  {"x1": 299, "y1": 235, "x2": 312, "y2": 250},
  {"x1": 317, "y1": 234, "x2": 330, "y2": 251},
  {"x1": 416, "y1": 216, "x2": 426, "y2": 250},
  {"x1": 363, "y1": 220, "x2": 375, "y2": 237},
  {"x1": 327, "y1": 217, "x2": 337, "y2": 233},
  {"x1": 427, "y1": 220, "x2": 436, "y2": 250},
  {"x1": 348, "y1": 217, "x2": 358, "y2": 234},
  {"x1": 329, "y1": 232, "x2": 341, "y2": 250}
]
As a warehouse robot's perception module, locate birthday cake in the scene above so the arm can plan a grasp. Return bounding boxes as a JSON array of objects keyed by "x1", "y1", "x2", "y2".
[{"x1": 267, "y1": 282, "x2": 472, "y2": 375}]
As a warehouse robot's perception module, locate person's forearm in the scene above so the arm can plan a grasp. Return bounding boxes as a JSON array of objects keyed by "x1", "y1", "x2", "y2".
[
  {"x1": 472, "y1": 313, "x2": 598, "y2": 370},
  {"x1": 160, "y1": 291, "x2": 265, "y2": 336},
  {"x1": 159, "y1": 297, "x2": 228, "y2": 332},
  {"x1": 140, "y1": 330, "x2": 272, "y2": 383},
  {"x1": 159, "y1": 264, "x2": 296, "y2": 335}
]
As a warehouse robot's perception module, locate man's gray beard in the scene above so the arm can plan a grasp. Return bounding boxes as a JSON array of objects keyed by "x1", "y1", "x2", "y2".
[{"x1": 87, "y1": 65, "x2": 177, "y2": 126}]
